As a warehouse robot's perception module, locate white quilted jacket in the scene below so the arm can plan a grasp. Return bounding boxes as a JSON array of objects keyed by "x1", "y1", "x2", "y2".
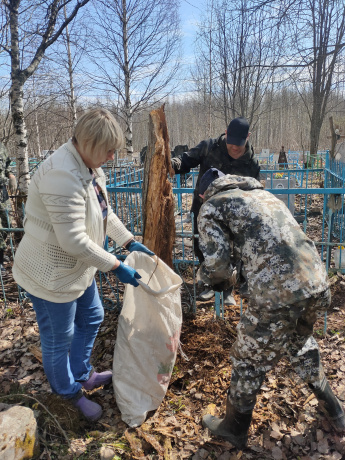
[{"x1": 13, "y1": 139, "x2": 133, "y2": 302}]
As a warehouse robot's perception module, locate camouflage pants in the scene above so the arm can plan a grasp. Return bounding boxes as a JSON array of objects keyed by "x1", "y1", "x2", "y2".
[
  {"x1": 0, "y1": 185, "x2": 10, "y2": 253},
  {"x1": 229, "y1": 289, "x2": 331, "y2": 413}
]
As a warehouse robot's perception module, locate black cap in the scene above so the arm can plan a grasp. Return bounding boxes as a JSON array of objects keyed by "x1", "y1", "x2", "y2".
[
  {"x1": 199, "y1": 168, "x2": 225, "y2": 195},
  {"x1": 226, "y1": 117, "x2": 249, "y2": 146}
]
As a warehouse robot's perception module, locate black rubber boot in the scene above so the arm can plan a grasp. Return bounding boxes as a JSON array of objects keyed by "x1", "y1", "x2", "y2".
[
  {"x1": 311, "y1": 381, "x2": 345, "y2": 431},
  {"x1": 202, "y1": 394, "x2": 252, "y2": 449}
]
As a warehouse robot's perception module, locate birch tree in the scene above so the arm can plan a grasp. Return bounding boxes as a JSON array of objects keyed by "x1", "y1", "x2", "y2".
[
  {"x1": 86, "y1": 0, "x2": 181, "y2": 156},
  {"x1": 1, "y1": 0, "x2": 91, "y2": 195},
  {"x1": 0, "y1": 6, "x2": 11, "y2": 144}
]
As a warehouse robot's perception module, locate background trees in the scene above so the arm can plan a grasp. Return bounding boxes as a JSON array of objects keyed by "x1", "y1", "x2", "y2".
[
  {"x1": 0, "y1": 0, "x2": 91, "y2": 193},
  {"x1": 249, "y1": 0, "x2": 345, "y2": 155},
  {"x1": 84, "y1": 0, "x2": 181, "y2": 156},
  {"x1": 298, "y1": 0, "x2": 345, "y2": 156},
  {"x1": 0, "y1": 0, "x2": 344, "y2": 170}
]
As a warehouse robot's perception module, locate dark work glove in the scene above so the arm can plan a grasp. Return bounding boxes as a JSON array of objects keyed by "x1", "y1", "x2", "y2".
[
  {"x1": 113, "y1": 262, "x2": 141, "y2": 287},
  {"x1": 127, "y1": 240, "x2": 154, "y2": 256}
]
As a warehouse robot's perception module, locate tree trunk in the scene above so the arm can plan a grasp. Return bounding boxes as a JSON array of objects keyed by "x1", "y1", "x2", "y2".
[
  {"x1": 329, "y1": 116, "x2": 338, "y2": 160},
  {"x1": 142, "y1": 104, "x2": 175, "y2": 268},
  {"x1": 9, "y1": 0, "x2": 30, "y2": 197},
  {"x1": 125, "y1": 111, "x2": 133, "y2": 158},
  {"x1": 10, "y1": 78, "x2": 30, "y2": 225},
  {"x1": 6, "y1": 0, "x2": 91, "y2": 201},
  {"x1": 121, "y1": 0, "x2": 133, "y2": 158},
  {"x1": 64, "y1": 4, "x2": 77, "y2": 128},
  {"x1": 309, "y1": 104, "x2": 322, "y2": 158},
  {"x1": 10, "y1": 81, "x2": 30, "y2": 191}
]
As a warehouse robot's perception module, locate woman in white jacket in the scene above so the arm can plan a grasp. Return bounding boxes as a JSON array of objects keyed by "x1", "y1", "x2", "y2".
[{"x1": 13, "y1": 108, "x2": 153, "y2": 421}]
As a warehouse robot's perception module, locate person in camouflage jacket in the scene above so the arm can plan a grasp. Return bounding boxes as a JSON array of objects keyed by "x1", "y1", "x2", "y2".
[
  {"x1": 0, "y1": 141, "x2": 15, "y2": 275},
  {"x1": 171, "y1": 117, "x2": 260, "y2": 304},
  {"x1": 197, "y1": 169, "x2": 345, "y2": 449}
]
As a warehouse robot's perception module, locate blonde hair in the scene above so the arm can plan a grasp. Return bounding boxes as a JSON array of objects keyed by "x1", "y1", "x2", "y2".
[{"x1": 73, "y1": 108, "x2": 124, "y2": 159}]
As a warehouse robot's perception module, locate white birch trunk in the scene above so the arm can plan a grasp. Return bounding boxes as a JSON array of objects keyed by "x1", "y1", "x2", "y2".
[
  {"x1": 7, "y1": 0, "x2": 91, "y2": 199},
  {"x1": 10, "y1": 80, "x2": 30, "y2": 194},
  {"x1": 9, "y1": 0, "x2": 30, "y2": 195},
  {"x1": 125, "y1": 112, "x2": 133, "y2": 158}
]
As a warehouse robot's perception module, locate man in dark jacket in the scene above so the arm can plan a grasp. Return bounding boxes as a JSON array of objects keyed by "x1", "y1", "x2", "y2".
[
  {"x1": 197, "y1": 169, "x2": 344, "y2": 449},
  {"x1": 171, "y1": 117, "x2": 260, "y2": 304}
]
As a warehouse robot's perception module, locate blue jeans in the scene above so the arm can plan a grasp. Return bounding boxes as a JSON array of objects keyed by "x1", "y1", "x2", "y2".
[{"x1": 28, "y1": 279, "x2": 104, "y2": 399}]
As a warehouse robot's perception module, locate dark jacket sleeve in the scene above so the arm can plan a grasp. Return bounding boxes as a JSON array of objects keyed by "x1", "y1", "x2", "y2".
[
  {"x1": 171, "y1": 139, "x2": 212, "y2": 175},
  {"x1": 253, "y1": 162, "x2": 261, "y2": 180},
  {"x1": 249, "y1": 145, "x2": 261, "y2": 180}
]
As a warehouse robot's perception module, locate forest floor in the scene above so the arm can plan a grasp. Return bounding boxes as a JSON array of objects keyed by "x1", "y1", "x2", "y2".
[
  {"x1": 1, "y1": 265, "x2": 345, "y2": 460},
  {"x1": 2, "y1": 193, "x2": 345, "y2": 459}
]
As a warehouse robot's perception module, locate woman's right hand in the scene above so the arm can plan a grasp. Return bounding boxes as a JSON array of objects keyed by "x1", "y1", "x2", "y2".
[{"x1": 112, "y1": 262, "x2": 141, "y2": 287}]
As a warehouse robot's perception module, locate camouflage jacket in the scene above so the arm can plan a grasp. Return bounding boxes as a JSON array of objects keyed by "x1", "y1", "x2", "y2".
[
  {"x1": 197, "y1": 174, "x2": 329, "y2": 306},
  {"x1": 171, "y1": 135, "x2": 260, "y2": 216}
]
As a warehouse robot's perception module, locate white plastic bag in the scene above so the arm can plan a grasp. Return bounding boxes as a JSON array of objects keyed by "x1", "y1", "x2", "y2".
[{"x1": 113, "y1": 252, "x2": 183, "y2": 427}]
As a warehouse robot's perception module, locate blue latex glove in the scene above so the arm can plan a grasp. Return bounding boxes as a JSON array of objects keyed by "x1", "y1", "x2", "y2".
[
  {"x1": 127, "y1": 240, "x2": 154, "y2": 256},
  {"x1": 113, "y1": 262, "x2": 141, "y2": 287}
]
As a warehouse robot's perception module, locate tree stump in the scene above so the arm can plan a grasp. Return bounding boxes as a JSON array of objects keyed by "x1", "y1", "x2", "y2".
[{"x1": 142, "y1": 104, "x2": 175, "y2": 267}]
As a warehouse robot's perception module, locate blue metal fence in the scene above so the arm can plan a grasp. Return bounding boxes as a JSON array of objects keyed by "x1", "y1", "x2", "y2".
[
  {"x1": 2, "y1": 151, "x2": 345, "y2": 317},
  {"x1": 103, "y1": 151, "x2": 345, "y2": 275}
]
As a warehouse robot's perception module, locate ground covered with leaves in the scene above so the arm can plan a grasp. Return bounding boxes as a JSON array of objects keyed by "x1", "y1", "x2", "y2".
[
  {"x1": 1, "y1": 265, "x2": 345, "y2": 460},
  {"x1": 2, "y1": 189, "x2": 345, "y2": 459}
]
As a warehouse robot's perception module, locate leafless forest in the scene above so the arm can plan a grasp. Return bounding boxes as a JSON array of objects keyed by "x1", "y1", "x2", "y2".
[{"x1": 0, "y1": 0, "x2": 345, "y2": 195}]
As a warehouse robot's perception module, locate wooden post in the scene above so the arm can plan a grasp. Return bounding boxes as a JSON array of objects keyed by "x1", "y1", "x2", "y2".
[{"x1": 142, "y1": 104, "x2": 175, "y2": 267}]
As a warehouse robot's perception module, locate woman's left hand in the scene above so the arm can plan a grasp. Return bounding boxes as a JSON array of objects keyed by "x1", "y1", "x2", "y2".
[{"x1": 127, "y1": 240, "x2": 154, "y2": 256}]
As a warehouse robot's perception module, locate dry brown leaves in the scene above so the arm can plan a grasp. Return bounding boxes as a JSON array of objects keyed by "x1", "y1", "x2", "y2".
[{"x1": 2, "y1": 268, "x2": 345, "y2": 459}]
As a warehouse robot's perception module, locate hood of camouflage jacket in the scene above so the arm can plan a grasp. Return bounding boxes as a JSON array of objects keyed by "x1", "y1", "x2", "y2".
[{"x1": 203, "y1": 174, "x2": 264, "y2": 201}]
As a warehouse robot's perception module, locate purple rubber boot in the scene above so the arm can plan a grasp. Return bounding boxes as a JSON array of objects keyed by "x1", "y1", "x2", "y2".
[
  {"x1": 82, "y1": 371, "x2": 113, "y2": 391},
  {"x1": 73, "y1": 395, "x2": 102, "y2": 421}
]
